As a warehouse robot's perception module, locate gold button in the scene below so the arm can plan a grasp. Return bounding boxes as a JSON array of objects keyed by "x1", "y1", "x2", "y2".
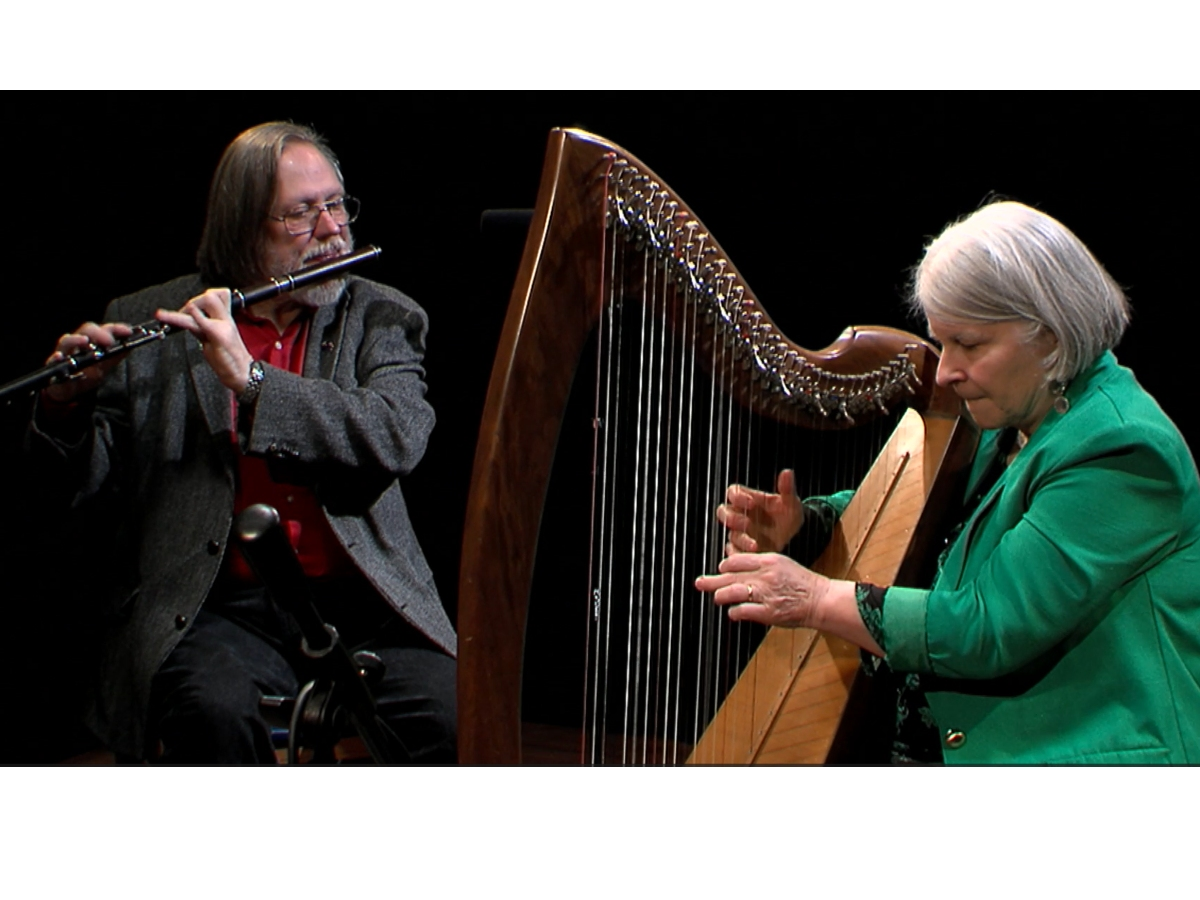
[{"x1": 944, "y1": 729, "x2": 966, "y2": 749}]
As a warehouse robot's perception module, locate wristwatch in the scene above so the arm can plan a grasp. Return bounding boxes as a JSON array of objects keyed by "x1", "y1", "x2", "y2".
[{"x1": 239, "y1": 360, "x2": 265, "y2": 406}]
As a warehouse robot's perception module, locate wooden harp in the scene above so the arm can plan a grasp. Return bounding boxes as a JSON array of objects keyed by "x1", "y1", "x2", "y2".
[{"x1": 458, "y1": 128, "x2": 975, "y2": 764}]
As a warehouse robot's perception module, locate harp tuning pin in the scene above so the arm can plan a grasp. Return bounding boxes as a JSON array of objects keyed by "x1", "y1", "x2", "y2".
[{"x1": 752, "y1": 346, "x2": 768, "y2": 373}]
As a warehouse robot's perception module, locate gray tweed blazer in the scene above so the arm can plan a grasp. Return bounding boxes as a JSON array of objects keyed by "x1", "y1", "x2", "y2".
[{"x1": 29, "y1": 274, "x2": 455, "y2": 758}]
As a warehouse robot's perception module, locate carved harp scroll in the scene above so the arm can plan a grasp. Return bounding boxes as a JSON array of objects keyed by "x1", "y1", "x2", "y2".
[{"x1": 457, "y1": 128, "x2": 975, "y2": 764}]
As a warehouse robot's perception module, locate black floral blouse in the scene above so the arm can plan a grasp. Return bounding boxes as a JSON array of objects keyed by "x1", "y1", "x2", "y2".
[{"x1": 856, "y1": 583, "x2": 943, "y2": 763}]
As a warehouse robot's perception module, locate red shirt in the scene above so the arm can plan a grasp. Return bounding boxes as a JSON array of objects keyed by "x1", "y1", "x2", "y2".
[{"x1": 225, "y1": 309, "x2": 355, "y2": 582}]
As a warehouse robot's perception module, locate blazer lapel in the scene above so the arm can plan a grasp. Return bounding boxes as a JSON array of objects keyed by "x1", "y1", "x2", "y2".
[
  {"x1": 939, "y1": 430, "x2": 1014, "y2": 588},
  {"x1": 305, "y1": 295, "x2": 346, "y2": 380},
  {"x1": 185, "y1": 335, "x2": 234, "y2": 440}
]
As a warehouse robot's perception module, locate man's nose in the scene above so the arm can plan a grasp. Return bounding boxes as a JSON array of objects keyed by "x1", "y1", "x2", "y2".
[{"x1": 313, "y1": 207, "x2": 342, "y2": 238}]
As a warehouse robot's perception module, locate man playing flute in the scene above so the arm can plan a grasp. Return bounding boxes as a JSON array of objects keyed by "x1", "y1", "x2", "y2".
[{"x1": 30, "y1": 122, "x2": 456, "y2": 764}]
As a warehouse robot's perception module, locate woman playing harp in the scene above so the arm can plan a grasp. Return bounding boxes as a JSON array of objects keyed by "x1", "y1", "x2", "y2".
[
  {"x1": 699, "y1": 201, "x2": 1200, "y2": 764},
  {"x1": 459, "y1": 127, "x2": 975, "y2": 765}
]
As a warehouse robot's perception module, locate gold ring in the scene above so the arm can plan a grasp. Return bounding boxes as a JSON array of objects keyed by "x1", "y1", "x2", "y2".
[{"x1": 746, "y1": 584, "x2": 754, "y2": 602}]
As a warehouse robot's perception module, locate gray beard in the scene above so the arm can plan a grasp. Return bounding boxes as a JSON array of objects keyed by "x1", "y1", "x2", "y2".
[
  {"x1": 293, "y1": 275, "x2": 348, "y2": 309},
  {"x1": 281, "y1": 228, "x2": 355, "y2": 309}
]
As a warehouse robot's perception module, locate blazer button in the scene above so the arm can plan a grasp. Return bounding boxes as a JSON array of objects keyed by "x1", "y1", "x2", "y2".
[
  {"x1": 321, "y1": 341, "x2": 335, "y2": 351},
  {"x1": 175, "y1": 614, "x2": 189, "y2": 630},
  {"x1": 207, "y1": 539, "x2": 221, "y2": 555},
  {"x1": 944, "y1": 729, "x2": 967, "y2": 750}
]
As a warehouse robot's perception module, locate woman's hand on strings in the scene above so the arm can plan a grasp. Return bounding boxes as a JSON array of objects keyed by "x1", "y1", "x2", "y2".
[
  {"x1": 43, "y1": 321, "x2": 134, "y2": 404},
  {"x1": 716, "y1": 468, "x2": 803, "y2": 555},
  {"x1": 696, "y1": 552, "x2": 828, "y2": 628},
  {"x1": 156, "y1": 289, "x2": 255, "y2": 396},
  {"x1": 695, "y1": 553, "x2": 882, "y2": 655}
]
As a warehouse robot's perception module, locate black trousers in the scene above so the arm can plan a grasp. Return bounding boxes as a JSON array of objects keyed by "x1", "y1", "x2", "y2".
[{"x1": 147, "y1": 574, "x2": 456, "y2": 764}]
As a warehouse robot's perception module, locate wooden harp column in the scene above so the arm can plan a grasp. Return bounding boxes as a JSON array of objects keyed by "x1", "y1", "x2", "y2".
[{"x1": 458, "y1": 128, "x2": 974, "y2": 764}]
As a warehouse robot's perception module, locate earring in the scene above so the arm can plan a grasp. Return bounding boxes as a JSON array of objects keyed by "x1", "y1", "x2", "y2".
[{"x1": 1051, "y1": 381, "x2": 1070, "y2": 414}]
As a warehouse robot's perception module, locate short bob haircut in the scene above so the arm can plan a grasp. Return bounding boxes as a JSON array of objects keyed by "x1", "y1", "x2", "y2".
[
  {"x1": 908, "y1": 201, "x2": 1131, "y2": 384},
  {"x1": 196, "y1": 122, "x2": 344, "y2": 287}
]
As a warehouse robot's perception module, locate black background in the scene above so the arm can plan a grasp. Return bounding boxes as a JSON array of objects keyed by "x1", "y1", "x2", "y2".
[{"x1": 1, "y1": 92, "x2": 1193, "y2": 760}]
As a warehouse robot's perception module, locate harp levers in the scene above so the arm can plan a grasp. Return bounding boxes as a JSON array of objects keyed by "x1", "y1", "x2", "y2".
[{"x1": 457, "y1": 129, "x2": 974, "y2": 765}]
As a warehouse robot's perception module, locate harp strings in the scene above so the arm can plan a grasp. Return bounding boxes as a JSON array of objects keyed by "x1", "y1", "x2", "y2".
[
  {"x1": 582, "y1": 158, "x2": 905, "y2": 764},
  {"x1": 586, "y1": 222, "x2": 794, "y2": 764},
  {"x1": 584, "y1": 219, "x2": 622, "y2": 766}
]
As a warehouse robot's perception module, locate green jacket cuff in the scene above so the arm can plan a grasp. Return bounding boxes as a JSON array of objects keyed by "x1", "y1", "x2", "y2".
[{"x1": 883, "y1": 585, "x2": 932, "y2": 672}]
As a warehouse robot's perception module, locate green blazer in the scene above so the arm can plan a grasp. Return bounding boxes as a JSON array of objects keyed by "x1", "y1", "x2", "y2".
[{"x1": 883, "y1": 352, "x2": 1200, "y2": 764}]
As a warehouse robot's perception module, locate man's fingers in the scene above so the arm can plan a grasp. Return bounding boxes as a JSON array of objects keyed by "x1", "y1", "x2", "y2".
[
  {"x1": 189, "y1": 288, "x2": 233, "y2": 319},
  {"x1": 51, "y1": 323, "x2": 135, "y2": 361},
  {"x1": 155, "y1": 310, "x2": 200, "y2": 335}
]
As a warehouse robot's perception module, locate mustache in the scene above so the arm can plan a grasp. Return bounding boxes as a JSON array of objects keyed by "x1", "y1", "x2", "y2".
[
  {"x1": 303, "y1": 232, "x2": 354, "y2": 266},
  {"x1": 293, "y1": 232, "x2": 355, "y2": 310}
]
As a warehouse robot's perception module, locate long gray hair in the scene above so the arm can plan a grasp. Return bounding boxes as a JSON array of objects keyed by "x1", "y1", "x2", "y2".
[
  {"x1": 196, "y1": 122, "x2": 343, "y2": 287},
  {"x1": 908, "y1": 201, "x2": 1130, "y2": 383}
]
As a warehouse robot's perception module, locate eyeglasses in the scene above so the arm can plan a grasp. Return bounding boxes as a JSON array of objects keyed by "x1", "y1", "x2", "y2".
[{"x1": 268, "y1": 196, "x2": 360, "y2": 235}]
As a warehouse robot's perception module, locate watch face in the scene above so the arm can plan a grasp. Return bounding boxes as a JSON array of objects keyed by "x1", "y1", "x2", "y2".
[{"x1": 241, "y1": 361, "x2": 264, "y2": 404}]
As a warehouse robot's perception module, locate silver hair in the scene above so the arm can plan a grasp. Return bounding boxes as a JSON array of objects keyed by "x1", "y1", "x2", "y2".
[{"x1": 907, "y1": 201, "x2": 1131, "y2": 384}]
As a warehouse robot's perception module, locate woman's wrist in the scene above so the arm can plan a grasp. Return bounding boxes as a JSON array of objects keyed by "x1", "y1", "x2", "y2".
[{"x1": 813, "y1": 577, "x2": 885, "y2": 657}]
